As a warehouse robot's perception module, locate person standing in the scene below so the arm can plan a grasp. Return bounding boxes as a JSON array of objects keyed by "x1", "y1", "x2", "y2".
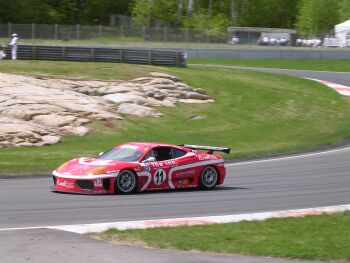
[{"x1": 9, "y1": 33, "x2": 18, "y2": 60}]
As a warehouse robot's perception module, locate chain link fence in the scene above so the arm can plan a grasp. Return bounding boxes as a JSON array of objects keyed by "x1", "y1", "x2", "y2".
[{"x1": 0, "y1": 23, "x2": 245, "y2": 48}]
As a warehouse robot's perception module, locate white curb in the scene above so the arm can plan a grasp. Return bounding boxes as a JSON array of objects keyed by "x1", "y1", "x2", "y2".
[{"x1": 47, "y1": 204, "x2": 350, "y2": 234}]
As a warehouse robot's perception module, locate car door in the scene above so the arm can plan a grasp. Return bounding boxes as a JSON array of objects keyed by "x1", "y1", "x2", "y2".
[{"x1": 169, "y1": 147, "x2": 198, "y2": 189}]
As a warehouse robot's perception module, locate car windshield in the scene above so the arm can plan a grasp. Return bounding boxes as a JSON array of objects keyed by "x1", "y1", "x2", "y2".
[{"x1": 98, "y1": 147, "x2": 143, "y2": 162}]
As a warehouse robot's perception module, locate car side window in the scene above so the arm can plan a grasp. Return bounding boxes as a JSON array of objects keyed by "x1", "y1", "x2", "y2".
[
  {"x1": 153, "y1": 147, "x2": 173, "y2": 161},
  {"x1": 142, "y1": 150, "x2": 156, "y2": 162},
  {"x1": 172, "y1": 147, "x2": 187, "y2": 158}
]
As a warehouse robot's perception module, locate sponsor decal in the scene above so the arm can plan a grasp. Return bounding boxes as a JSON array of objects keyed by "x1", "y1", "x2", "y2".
[
  {"x1": 164, "y1": 160, "x2": 177, "y2": 166},
  {"x1": 176, "y1": 169, "x2": 196, "y2": 179},
  {"x1": 153, "y1": 169, "x2": 166, "y2": 185},
  {"x1": 56, "y1": 179, "x2": 74, "y2": 189},
  {"x1": 140, "y1": 163, "x2": 151, "y2": 172},
  {"x1": 134, "y1": 167, "x2": 141, "y2": 172},
  {"x1": 198, "y1": 155, "x2": 216, "y2": 161},
  {"x1": 94, "y1": 178, "x2": 103, "y2": 187}
]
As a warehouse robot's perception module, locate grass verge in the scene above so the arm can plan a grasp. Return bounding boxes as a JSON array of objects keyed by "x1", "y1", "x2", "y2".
[
  {"x1": 1, "y1": 60, "x2": 350, "y2": 174},
  {"x1": 94, "y1": 212, "x2": 350, "y2": 261},
  {"x1": 189, "y1": 58, "x2": 350, "y2": 72}
]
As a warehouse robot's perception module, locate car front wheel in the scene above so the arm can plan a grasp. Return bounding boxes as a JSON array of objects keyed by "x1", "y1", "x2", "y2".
[
  {"x1": 115, "y1": 170, "x2": 137, "y2": 194},
  {"x1": 199, "y1": 166, "x2": 218, "y2": 189}
]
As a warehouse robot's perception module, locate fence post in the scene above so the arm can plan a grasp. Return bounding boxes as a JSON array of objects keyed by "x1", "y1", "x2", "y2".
[
  {"x1": 176, "y1": 53, "x2": 180, "y2": 67},
  {"x1": 164, "y1": 27, "x2": 167, "y2": 43},
  {"x1": 148, "y1": 51, "x2": 152, "y2": 65},
  {"x1": 120, "y1": 25, "x2": 124, "y2": 38},
  {"x1": 32, "y1": 46, "x2": 36, "y2": 60},
  {"x1": 76, "y1": 24, "x2": 80, "y2": 40},
  {"x1": 8, "y1": 22, "x2": 11, "y2": 37},
  {"x1": 91, "y1": 48, "x2": 95, "y2": 62},
  {"x1": 32, "y1": 23, "x2": 35, "y2": 41},
  {"x1": 185, "y1": 28, "x2": 189, "y2": 46},
  {"x1": 142, "y1": 27, "x2": 146, "y2": 42},
  {"x1": 120, "y1": 49, "x2": 124, "y2": 63},
  {"x1": 62, "y1": 47, "x2": 66, "y2": 61},
  {"x1": 98, "y1": 25, "x2": 102, "y2": 38},
  {"x1": 54, "y1": 24, "x2": 58, "y2": 40},
  {"x1": 206, "y1": 29, "x2": 209, "y2": 44}
]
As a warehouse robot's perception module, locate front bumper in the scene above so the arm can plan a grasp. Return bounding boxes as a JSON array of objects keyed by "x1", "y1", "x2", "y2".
[{"x1": 52, "y1": 171, "x2": 117, "y2": 194}]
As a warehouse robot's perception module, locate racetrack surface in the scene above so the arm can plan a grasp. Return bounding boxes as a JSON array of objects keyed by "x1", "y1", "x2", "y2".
[
  {"x1": 192, "y1": 64, "x2": 350, "y2": 86},
  {"x1": 1, "y1": 147, "x2": 349, "y2": 230}
]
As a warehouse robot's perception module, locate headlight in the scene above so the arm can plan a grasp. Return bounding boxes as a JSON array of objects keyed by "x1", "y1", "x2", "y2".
[{"x1": 88, "y1": 166, "x2": 107, "y2": 175}]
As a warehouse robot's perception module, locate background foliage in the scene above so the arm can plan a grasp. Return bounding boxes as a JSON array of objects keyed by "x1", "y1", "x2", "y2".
[{"x1": 0, "y1": 0, "x2": 349, "y2": 37}]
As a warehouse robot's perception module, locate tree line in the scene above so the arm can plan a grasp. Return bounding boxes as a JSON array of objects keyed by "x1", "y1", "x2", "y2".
[{"x1": 0, "y1": 0, "x2": 349, "y2": 37}]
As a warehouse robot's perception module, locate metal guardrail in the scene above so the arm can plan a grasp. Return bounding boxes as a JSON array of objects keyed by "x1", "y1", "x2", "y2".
[{"x1": 5, "y1": 45, "x2": 187, "y2": 67}]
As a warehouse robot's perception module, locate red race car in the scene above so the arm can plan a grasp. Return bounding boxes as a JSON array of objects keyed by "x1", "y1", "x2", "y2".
[{"x1": 52, "y1": 142, "x2": 230, "y2": 194}]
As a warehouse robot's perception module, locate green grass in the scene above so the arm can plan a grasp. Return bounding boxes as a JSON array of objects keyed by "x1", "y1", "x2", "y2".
[
  {"x1": 1, "y1": 60, "x2": 350, "y2": 174},
  {"x1": 190, "y1": 58, "x2": 350, "y2": 72},
  {"x1": 94, "y1": 212, "x2": 350, "y2": 261}
]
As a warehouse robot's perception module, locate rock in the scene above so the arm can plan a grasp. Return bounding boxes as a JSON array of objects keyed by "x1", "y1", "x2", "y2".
[
  {"x1": 41, "y1": 135, "x2": 61, "y2": 145},
  {"x1": 0, "y1": 71, "x2": 213, "y2": 148},
  {"x1": 186, "y1": 92, "x2": 211, "y2": 100},
  {"x1": 147, "y1": 78, "x2": 176, "y2": 86},
  {"x1": 153, "y1": 92, "x2": 166, "y2": 101},
  {"x1": 103, "y1": 93, "x2": 147, "y2": 105},
  {"x1": 159, "y1": 99, "x2": 176, "y2": 107},
  {"x1": 193, "y1": 88, "x2": 207, "y2": 94},
  {"x1": 117, "y1": 103, "x2": 162, "y2": 117},
  {"x1": 98, "y1": 85, "x2": 133, "y2": 95},
  {"x1": 32, "y1": 114, "x2": 77, "y2": 127},
  {"x1": 131, "y1": 77, "x2": 154, "y2": 83},
  {"x1": 187, "y1": 115, "x2": 205, "y2": 121},
  {"x1": 75, "y1": 118, "x2": 90, "y2": 126},
  {"x1": 150, "y1": 72, "x2": 181, "y2": 82},
  {"x1": 179, "y1": 99, "x2": 214, "y2": 104},
  {"x1": 72, "y1": 126, "x2": 89, "y2": 136}
]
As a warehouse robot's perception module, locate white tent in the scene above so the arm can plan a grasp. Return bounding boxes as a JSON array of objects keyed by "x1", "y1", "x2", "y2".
[
  {"x1": 335, "y1": 19, "x2": 350, "y2": 35},
  {"x1": 324, "y1": 19, "x2": 350, "y2": 47}
]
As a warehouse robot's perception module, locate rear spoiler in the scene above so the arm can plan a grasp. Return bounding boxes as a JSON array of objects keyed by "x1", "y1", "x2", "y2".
[{"x1": 180, "y1": 144, "x2": 230, "y2": 154}]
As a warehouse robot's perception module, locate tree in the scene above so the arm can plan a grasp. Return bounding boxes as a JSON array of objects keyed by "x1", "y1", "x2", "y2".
[
  {"x1": 296, "y1": 0, "x2": 342, "y2": 37},
  {"x1": 339, "y1": 0, "x2": 350, "y2": 21}
]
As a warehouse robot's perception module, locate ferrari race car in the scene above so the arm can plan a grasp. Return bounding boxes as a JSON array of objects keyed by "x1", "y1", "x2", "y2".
[{"x1": 52, "y1": 142, "x2": 230, "y2": 194}]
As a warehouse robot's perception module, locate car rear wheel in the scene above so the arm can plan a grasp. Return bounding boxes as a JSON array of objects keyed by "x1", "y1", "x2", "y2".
[
  {"x1": 199, "y1": 166, "x2": 218, "y2": 189},
  {"x1": 115, "y1": 170, "x2": 137, "y2": 194}
]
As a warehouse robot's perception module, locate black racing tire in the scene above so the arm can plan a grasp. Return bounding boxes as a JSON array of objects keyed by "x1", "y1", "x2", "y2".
[
  {"x1": 114, "y1": 170, "x2": 138, "y2": 194},
  {"x1": 198, "y1": 166, "x2": 218, "y2": 189}
]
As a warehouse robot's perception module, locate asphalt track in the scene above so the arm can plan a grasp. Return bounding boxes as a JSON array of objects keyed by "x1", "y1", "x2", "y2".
[
  {"x1": 192, "y1": 64, "x2": 350, "y2": 87},
  {"x1": 1, "y1": 67, "x2": 350, "y2": 263}
]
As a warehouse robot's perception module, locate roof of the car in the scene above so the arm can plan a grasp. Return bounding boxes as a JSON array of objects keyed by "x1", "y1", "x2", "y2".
[{"x1": 117, "y1": 142, "x2": 180, "y2": 149}]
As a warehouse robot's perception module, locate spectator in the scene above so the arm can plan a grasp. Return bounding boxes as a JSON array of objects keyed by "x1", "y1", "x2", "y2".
[
  {"x1": 0, "y1": 45, "x2": 6, "y2": 60},
  {"x1": 10, "y1": 33, "x2": 18, "y2": 60},
  {"x1": 296, "y1": 38, "x2": 302, "y2": 46},
  {"x1": 231, "y1": 36, "x2": 239, "y2": 45},
  {"x1": 262, "y1": 36, "x2": 269, "y2": 46},
  {"x1": 280, "y1": 38, "x2": 287, "y2": 46}
]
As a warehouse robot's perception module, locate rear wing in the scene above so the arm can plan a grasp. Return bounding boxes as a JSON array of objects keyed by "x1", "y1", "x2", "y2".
[{"x1": 180, "y1": 144, "x2": 230, "y2": 154}]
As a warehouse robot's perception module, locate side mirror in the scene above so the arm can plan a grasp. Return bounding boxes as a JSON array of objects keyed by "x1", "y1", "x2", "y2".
[
  {"x1": 142, "y1": 157, "x2": 156, "y2": 163},
  {"x1": 98, "y1": 152, "x2": 104, "y2": 157}
]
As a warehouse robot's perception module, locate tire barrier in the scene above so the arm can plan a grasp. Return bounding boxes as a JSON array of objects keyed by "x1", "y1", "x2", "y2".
[{"x1": 5, "y1": 45, "x2": 187, "y2": 67}]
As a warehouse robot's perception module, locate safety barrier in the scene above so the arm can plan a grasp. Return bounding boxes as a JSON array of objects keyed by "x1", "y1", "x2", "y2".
[{"x1": 7, "y1": 45, "x2": 187, "y2": 67}]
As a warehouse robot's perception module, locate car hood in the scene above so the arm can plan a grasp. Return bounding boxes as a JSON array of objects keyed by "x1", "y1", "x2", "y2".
[{"x1": 54, "y1": 157, "x2": 132, "y2": 176}]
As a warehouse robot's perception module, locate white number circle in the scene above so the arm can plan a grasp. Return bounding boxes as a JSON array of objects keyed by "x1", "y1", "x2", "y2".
[{"x1": 153, "y1": 169, "x2": 166, "y2": 185}]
